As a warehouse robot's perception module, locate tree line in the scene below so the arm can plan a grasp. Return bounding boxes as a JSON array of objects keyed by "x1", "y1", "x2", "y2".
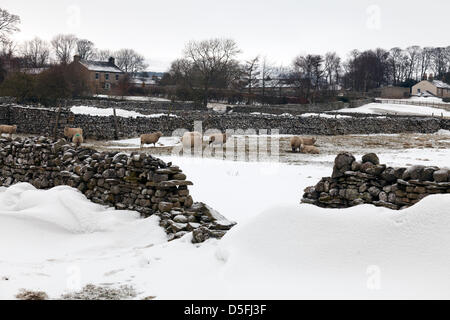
[
  {"x1": 1, "y1": 7, "x2": 450, "y2": 106},
  {"x1": 161, "y1": 40, "x2": 450, "y2": 105}
]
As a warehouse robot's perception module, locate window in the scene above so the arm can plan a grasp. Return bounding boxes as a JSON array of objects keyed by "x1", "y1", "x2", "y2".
[
  {"x1": 95, "y1": 73, "x2": 99, "y2": 80},
  {"x1": 417, "y1": 88, "x2": 421, "y2": 93},
  {"x1": 105, "y1": 73, "x2": 109, "y2": 80},
  {"x1": 116, "y1": 74, "x2": 119, "y2": 81},
  {"x1": 104, "y1": 83, "x2": 111, "y2": 90}
]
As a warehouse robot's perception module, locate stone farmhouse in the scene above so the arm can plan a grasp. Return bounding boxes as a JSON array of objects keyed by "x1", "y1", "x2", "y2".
[
  {"x1": 412, "y1": 79, "x2": 450, "y2": 98},
  {"x1": 71, "y1": 55, "x2": 124, "y2": 94}
]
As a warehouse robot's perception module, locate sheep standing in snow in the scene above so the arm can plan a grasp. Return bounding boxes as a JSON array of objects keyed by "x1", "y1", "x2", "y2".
[
  {"x1": 182, "y1": 132, "x2": 203, "y2": 149},
  {"x1": 0, "y1": 124, "x2": 17, "y2": 138},
  {"x1": 72, "y1": 133, "x2": 83, "y2": 147},
  {"x1": 64, "y1": 127, "x2": 83, "y2": 139},
  {"x1": 300, "y1": 144, "x2": 320, "y2": 154},
  {"x1": 290, "y1": 136, "x2": 304, "y2": 153},
  {"x1": 209, "y1": 133, "x2": 228, "y2": 146},
  {"x1": 140, "y1": 132, "x2": 163, "y2": 148}
]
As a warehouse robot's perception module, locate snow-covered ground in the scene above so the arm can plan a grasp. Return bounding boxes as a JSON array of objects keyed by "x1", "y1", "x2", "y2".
[
  {"x1": 408, "y1": 96, "x2": 450, "y2": 104},
  {"x1": 1, "y1": 144, "x2": 450, "y2": 299},
  {"x1": 301, "y1": 113, "x2": 353, "y2": 119},
  {"x1": 94, "y1": 95, "x2": 170, "y2": 102},
  {"x1": 336, "y1": 102, "x2": 450, "y2": 117},
  {"x1": 105, "y1": 137, "x2": 181, "y2": 149},
  {"x1": 70, "y1": 106, "x2": 177, "y2": 119}
]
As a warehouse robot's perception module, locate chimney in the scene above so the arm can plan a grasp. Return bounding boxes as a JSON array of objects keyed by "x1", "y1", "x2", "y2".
[
  {"x1": 108, "y1": 57, "x2": 115, "y2": 65},
  {"x1": 428, "y1": 73, "x2": 434, "y2": 81},
  {"x1": 73, "y1": 55, "x2": 81, "y2": 63}
]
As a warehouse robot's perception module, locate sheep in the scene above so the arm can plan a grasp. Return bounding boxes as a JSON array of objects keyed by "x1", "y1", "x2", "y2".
[
  {"x1": 182, "y1": 131, "x2": 203, "y2": 149},
  {"x1": 140, "y1": 131, "x2": 163, "y2": 148},
  {"x1": 290, "y1": 136, "x2": 304, "y2": 153},
  {"x1": 64, "y1": 127, "x2": 83, "y2": 139},
  {"x1": 300, "y1": 144, "x2": 320, "y2": 154},
  {"x1": 72, "y1": 133, "x2": 84, "y2": 147},
  {"x1": 208, "y1": 133, "x2": 228, "y2": 146},
  {"x1": 0, "y1": 125, "x2": 17, "y2": 138},
  {"x1": 301, "y1": 137, "x2": 317, "y2": 146}
]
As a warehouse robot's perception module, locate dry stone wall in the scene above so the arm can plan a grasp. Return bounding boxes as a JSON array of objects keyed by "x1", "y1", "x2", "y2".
[
  {"x1": 302, "y1": 152, "x2": 450, "y2": 210},
  {"x1": 1, "y1": 104, "x2": 449, "y2": 140},
  {"x1": 0, "y1": 136, "x2": 236, "y2": 243}
]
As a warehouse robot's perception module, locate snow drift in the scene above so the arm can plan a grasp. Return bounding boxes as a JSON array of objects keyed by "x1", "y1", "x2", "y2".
[
  {"x1": 217, "y1": 195, "x2": 450, "y2": 299},
  {"x1": 1, "y1": 182, "x2": 449, "y2": 299},
  {"x1": 336, "y1": 102, "x2": 450, "y2": 117}
]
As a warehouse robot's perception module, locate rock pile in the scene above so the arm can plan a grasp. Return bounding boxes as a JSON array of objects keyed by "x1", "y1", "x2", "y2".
[
  {"x1": 302, "y1": 152, "x2": 450, "y2": 210},
  {"x1": 0, "y1": 136, "x2": 236, "y2": 242}
]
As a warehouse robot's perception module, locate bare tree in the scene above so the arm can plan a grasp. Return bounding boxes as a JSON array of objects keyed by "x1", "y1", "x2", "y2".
[
  {"x1": 405, "y1": 46, "x2": 421, "y2": 81},
  {"x1": 95, "y1": 49, "x2": 115, "y2": 61},
  {"x1": 76, "y1": 39, "x2": 95, "y2": 60},
  {"x1": 51, "y1": 34, "x2": 78, "y2": 64},
  {"x1": 430, "y1": 47, "x2": 447, "y2": 78},
  {"x1": 21, "y1": 37, "x2": 50, "y2": 67},
  {"x1": 0, "y1": 8, "x2": 20, "y2": 42},
  {"x1": 292, "y1": 54, "x2": 325, "y2": 102},
  {"x1": 0, "y1": 37, "x2": 16, "y2": 57},
  {"x1": 418, "y1": 47, "x2": 433, "y2": 80},
  {"x1": 184, "y1": 38, "x2": 241, "y2": 106},
  {"x1": 324, "y1": 52, "x2": 341, "y2": 91},
  {"x1": 115, "y1": 48, "x2": 148, "y2": 74},
  {"x1": 388, "y1": 47, "x2": 407, "y2": 85},
  {"x1": 243, "y1": 56, "x2": 260, "y2": 104},
  {"x1": 260, "y1": 56, "x2": 274, "y2": 101}
]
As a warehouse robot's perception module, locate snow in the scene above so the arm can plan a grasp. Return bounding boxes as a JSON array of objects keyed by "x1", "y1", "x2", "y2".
[
  {"x1": 94, "y1": 95, "x2": 170, "y2": 102},
  {"x1": 336, "y1": 102, "x2": 450, "y2": 117},
  {"x1": 1, "y1": 147, "x2": 450, "y2": 299},
  {"x1": 1, "y1": 178, "x2": 450, "y2": 299},
  {"x1": 70, "y1": 106, "x2": 177, "y2": 119},
  {"x1": 301, "y1": 113, "x2": 352, "y2": 119},
  {"x1": 408, "y1": 96, "x2": 450, "y2": 104},
  {"x1": 79, "y1": 61, "x2": 123, "y2": 73},
  {"x1": 217, "y1": 196, "x2": 450, "y2": 299},
  {"x1": 432, "y1": 80, "x2": 450, "y2": 89},
  {"x1": 106, "y1": 136, "x2": 181, "y2": 149}
]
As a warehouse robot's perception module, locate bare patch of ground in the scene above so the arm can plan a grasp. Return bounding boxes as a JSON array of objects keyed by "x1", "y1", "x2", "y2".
[
  {"x1": 60, "y1": 284, "x2": 137, "y2": 300},
  {"x1": 15, "y1": 289, "x2": 49, "y2": 300}
]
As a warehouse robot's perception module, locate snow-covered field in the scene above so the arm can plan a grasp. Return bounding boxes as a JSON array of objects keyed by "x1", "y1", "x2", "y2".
[
  {"x1": 70, "y1": 106, "x2": 177, "y2": 119},
  {"x1": 408, "y1": 96, "x2": 450, "y2": 104},
  {"x1": 300, "y1": 113, "x2": 352, "y2": 119},
  {"x1": 336, "y1": 102, "x2": 450, "y2": 117},
  {"x1": 94, "y1": 95, "x2": 170, "y2": 102},
  {"x1": 104, "y1": 137, "x2": 181, "y2": 149},
  {"x1": 1, "y1": 143, "x2": 450, "y2": 299}
]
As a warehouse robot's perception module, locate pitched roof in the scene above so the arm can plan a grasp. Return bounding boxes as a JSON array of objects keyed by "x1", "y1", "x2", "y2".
[
  {"x1": 432, "y1": 80, "x2": 450, "y2": 89},
  {"x1": 79, "y1": 59, "x2": 123, "y2": 73}
]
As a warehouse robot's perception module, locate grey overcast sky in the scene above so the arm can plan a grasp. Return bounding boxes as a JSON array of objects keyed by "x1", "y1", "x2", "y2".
[{"x1": 2, "y1": 0, "x2": 450, "y2": 71}]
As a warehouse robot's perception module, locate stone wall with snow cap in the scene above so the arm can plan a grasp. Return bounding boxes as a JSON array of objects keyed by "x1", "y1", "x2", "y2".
[
  {"x1": 2, "y1": 103, "x2": 450, "y2": 140},
  {"x1": 302, "y1": 152, "x2": 450, "y2": 210},
  {"x1": 0, "y1": 136, "x2": 235, "y2": 242}
]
